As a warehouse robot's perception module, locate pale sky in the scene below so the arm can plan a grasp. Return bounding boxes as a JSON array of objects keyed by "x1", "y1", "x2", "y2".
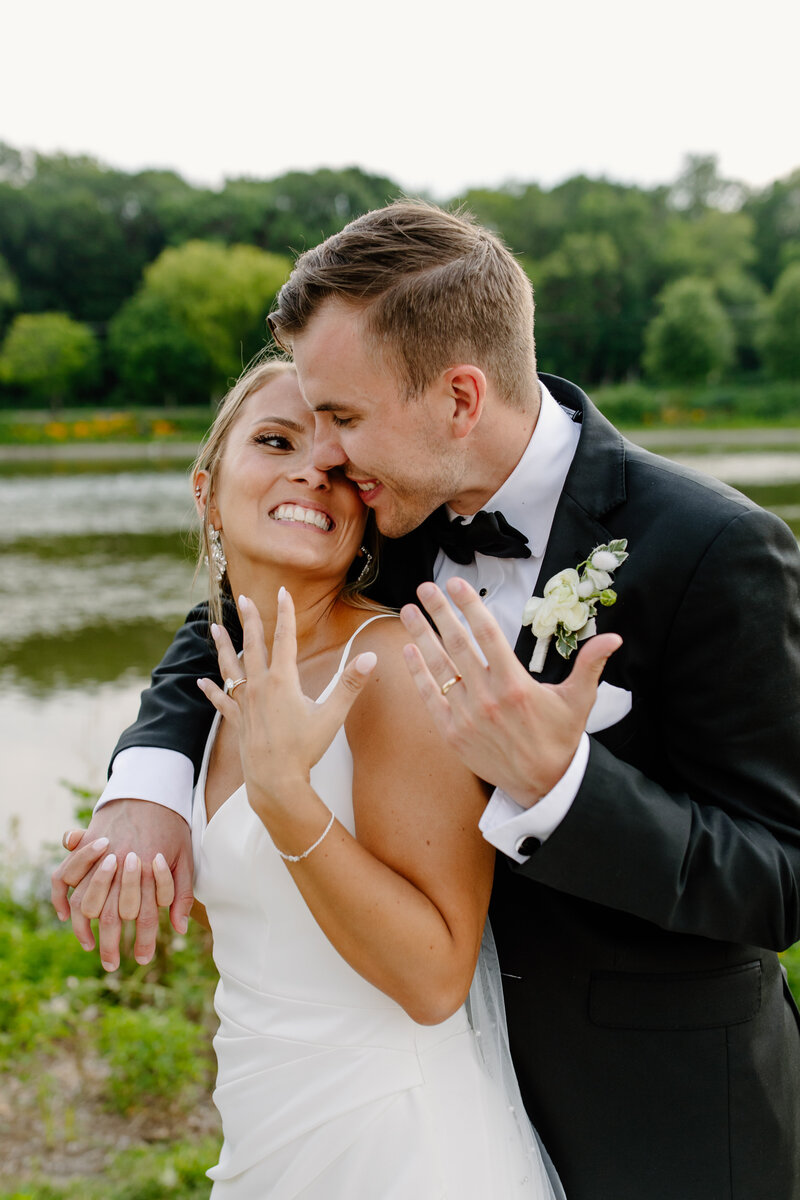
[{"x1": 3, "y1": 0, "x2": 797, "y2": 198}]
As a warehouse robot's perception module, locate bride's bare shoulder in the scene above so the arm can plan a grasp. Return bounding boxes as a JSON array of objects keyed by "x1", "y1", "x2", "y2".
[{"x1": 345, "y1": 613, "x2": 422, "y2": 721}]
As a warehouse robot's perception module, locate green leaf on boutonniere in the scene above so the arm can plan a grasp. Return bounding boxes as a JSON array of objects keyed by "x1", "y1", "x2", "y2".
[{"x1": 556, "y1": 629, "x2": 579, "y2": 658}]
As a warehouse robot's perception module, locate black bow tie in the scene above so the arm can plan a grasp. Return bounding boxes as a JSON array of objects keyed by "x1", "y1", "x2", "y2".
[{"x1": 431, "y1": 507, "x2": 531, "y2": 565}]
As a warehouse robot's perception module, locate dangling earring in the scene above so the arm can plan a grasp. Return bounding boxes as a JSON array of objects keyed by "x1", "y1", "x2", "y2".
[
  {"x1": 356, "y1": 546, "x2": 373, "y2": 586},
  {"x1": 207, "y1": 526, "x2": 227, "y2": 582}
]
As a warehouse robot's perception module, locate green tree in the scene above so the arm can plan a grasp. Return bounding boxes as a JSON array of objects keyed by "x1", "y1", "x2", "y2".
[
  {"x1": 0, "y1": 252, "x2": 19, "y2": 330},
  {"x1": 109, "y1": 291, "x2": 213, "y2": 405},
  {"x1": 758, "y1": 262, "x2": 800, "y2": 379},
  {"x1": 659, "y1": 209, "x2": 757, "y2": 284},
  {"x1": 111, "y1": 240, "x2": 291, "y2": 401},
  {"x1": 744, "y1": 168, "x2": 800, "y2": 289},
  {"x1": 531, "y1": 232, "x2": 623, "y2": 381},
  {"x1": 642, "y1": 278, "x2": 735, "y2": 383},
  {"x1": 0, "y1": 151, "x2": 191, "y2": 322},
  {"x1": 668, "y1": 154, "x2": 746, "y2": 217},
  {"x1": 714, "y1": 270, "x2": 767, "y2": 371},
  {"x1": 0, "y1": 311, "x2": 99, "y2": 407}
]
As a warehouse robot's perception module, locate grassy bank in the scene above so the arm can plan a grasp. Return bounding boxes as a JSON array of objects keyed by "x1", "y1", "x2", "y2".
[
  {"x1": 0, "y1": 380, "x2": 799, "y2": 450},
  {"x1": 591, "y1": 379, "x2": 800, "y2": 428},
  {"x1": 0, "y1": 841, "x2": 221, "y2": 1199}
]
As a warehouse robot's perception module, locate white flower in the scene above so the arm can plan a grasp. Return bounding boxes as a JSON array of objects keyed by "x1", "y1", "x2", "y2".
[
  {"x1": 583, "y1": 567, "x2": 613, "y2": 591},
  {"x1": 522, "y1": 569, "x2": 590, "y2": 638},
  {"x1": 590, "y1": 550, "x2": 620, "y2": 572}
]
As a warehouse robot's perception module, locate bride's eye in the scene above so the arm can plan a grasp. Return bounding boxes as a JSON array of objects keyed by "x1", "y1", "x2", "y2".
[{"x1": 253, "y1": 432, "x2": 292, "y2": 450}]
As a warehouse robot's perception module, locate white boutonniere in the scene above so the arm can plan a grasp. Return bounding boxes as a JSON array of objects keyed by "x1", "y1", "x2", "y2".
[{"x1": 522, "y1": 540, "x2": 629, "y2": 673}]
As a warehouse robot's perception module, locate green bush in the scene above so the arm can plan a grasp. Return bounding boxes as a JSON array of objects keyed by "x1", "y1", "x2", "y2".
[
  {"x1": 96, "y1": 1004, "x2": 208, "y2": 1114},
  {"x1": 0, "y1": 1136, "x2": 221, "y2": 1199},
  {"x1": 592, "y1": 379, "x2": 800, "y2": 427}
]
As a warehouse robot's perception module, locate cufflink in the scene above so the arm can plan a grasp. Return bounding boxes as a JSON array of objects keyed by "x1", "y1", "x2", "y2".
[{"x1": 515, "y1": 835, "x2": 542, "y2": 857}]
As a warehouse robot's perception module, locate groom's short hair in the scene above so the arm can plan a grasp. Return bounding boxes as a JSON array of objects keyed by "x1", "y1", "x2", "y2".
[{"x1": 269, "y1": 200, "x2": 537, "y2": 410}]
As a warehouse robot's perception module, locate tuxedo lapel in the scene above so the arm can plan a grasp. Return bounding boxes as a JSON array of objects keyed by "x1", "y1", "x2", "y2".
[{"x1": 513, "y1": 375, "x2": 628, "y2": 684}]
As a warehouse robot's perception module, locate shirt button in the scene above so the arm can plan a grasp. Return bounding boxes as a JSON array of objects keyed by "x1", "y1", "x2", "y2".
[{"x1": 479, "y1": 588, "x2": 487, "y2": 597}]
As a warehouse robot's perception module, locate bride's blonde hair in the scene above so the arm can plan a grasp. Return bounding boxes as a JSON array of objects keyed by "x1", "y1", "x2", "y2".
[{"x1": 192, "y1": 357, "x2": 382, "y2": 628}]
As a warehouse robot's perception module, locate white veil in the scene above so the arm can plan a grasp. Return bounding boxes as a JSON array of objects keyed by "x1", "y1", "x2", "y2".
[{"x1": 466, "y1": 921, "x2": 567, "y2": 1200}]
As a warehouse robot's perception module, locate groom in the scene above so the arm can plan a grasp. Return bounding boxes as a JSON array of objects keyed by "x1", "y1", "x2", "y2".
[{"x1": 54, "y1": 201, "x2": 800, "y2": 1198}]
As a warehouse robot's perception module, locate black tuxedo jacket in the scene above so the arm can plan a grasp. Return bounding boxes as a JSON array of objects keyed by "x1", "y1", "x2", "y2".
[{"x1": 115, "y1": 375, "x2": 800, "y2": 1199}]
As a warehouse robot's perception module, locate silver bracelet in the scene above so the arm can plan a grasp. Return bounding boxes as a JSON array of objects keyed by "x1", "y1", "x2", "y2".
[{"x1": 276, "y1": 809, "x2": 335, "y2": 863}]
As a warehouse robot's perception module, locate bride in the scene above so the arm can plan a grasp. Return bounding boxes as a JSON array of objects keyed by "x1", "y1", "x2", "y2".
[{"x1": 84, "y1": 359, "x2": 562, "y2": 1198}]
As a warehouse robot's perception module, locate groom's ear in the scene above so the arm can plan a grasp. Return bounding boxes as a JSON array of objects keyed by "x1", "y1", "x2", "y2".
[{"x1": 442, "y1": 364, "x2": 486, "y2": 440}]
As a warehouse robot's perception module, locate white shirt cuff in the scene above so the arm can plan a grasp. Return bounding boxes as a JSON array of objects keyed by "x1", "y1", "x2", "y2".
[
  {"x1": 95, "y1": 747, "x2": 195, "y2": 826},
  {"x1": 479, "y1": 733, "x2": 590, "y2": 863}
]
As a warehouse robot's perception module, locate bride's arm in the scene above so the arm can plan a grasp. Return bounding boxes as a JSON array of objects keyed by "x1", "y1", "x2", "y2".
[
  {"x1": 204, "y1": 594, "x2": 493, "y2": 1026},
  {"x1": 297, "y1": 621, "x2": 493, "y2": 1024}
]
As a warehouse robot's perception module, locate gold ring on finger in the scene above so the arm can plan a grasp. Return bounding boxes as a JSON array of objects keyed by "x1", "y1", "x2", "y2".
[
  {"x1": 224, "y1": 676, "x2": 247, "y2": 696},
  {"x1": 440, "y1": 674, "x2": 463, "y2": 696}
]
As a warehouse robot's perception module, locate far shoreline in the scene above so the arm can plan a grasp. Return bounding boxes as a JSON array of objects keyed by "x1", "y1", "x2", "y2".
[{"x1": 4, "y1": 426, "x2": 800, "y2": 464}]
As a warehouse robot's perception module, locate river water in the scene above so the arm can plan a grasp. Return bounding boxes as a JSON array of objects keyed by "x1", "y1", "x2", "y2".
[{"x1": 3, "y1": 444, "x2": 800, "y2": 862}]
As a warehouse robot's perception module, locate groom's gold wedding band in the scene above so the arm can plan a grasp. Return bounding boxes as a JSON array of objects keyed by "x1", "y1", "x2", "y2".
[
  {"x1": 440, "y1": 674, "x2": 463, "y2": 696},
  {"x1": 224, "y1": 676, "x2": 247, "y2": 696}
]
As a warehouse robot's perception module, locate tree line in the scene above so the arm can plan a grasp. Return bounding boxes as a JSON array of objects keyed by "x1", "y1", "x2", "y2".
[{"x1": 0, "y1": 143, "x2": 798, "y2": 408}]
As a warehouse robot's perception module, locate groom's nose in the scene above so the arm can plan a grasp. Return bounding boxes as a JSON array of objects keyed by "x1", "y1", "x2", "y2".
[{"x1": 312, "y1": 425, "x2": 348, "y2": 472}]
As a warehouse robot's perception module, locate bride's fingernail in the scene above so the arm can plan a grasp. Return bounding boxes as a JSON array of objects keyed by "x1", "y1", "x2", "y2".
[
  {"x1": 354, "y1": 652, "x2": 377, "y2": 675},
  {"x1": 124, "y1": 852, "x2": 138, "y2": 872},
  {"x1": 91, "y1": 837, "x2": 109, "y2": 852},
  {"x1": 238, "y1": 595, "x2": 249, "y2": 610},
  {"x1": 278, "y1": 586, "x2": 286, "y2": 602},
  {"x1": 154, "y1": 853, "x2": 168, "y2": 871},
  {"x1": 210, "y1": 623, "x2": 220, "y2": 638},
  {"x1": 100, "y1": 853, "x2": 116, "y2": 871}
]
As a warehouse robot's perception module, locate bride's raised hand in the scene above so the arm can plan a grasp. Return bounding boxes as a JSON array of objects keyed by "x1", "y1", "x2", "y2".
[{"x1": 198, "y1": 590, "x2": 376, "y2": 815}]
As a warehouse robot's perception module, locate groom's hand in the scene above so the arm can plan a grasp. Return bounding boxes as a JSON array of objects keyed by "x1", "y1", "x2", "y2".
[
  {"x1": 400, "y1": 577, "x2": 621, "y2": 807},
  {"x1": 51, "y1": 799, "x2": 194, "y2": 971}
]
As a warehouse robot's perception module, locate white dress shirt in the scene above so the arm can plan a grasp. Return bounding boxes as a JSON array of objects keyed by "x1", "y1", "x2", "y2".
[{"x1": 99, "y1": 384, "x2": 587, "y2": 859}]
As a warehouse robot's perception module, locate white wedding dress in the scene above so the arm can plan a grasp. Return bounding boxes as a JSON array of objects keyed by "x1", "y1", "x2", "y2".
[{"x1": 192, "y1": 617, "x2": 562, "y2": 1199}]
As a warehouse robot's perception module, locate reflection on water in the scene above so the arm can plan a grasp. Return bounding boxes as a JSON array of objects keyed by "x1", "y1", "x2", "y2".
[
  {"x1": 2, "y1": 449, "x2": 800, "y2": 856},
  {"x1": 2, "y1": 466, "x2": 205, "y2": 858}
]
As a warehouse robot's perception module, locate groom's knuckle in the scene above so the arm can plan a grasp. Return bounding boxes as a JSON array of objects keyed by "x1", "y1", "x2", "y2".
[
  {"x1": 135, "y1": 910, "x2": 158, "y2": 935},
  {"x1": 98, "y1": 906, "x2": 119, "y2": 930},
  {"x1": 447, "y1": 628, "x2": 470, "y2": 656},
  {"x1": 503, "y1": 680, "x2": 527, "y2": 708}
]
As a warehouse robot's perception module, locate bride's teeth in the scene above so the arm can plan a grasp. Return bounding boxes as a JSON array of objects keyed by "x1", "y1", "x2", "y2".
[{"x1": 271, "y1": 504, "x2": 331, "y2": 531}]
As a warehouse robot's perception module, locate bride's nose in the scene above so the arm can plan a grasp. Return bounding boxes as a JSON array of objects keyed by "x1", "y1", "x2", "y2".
[{"x1": 288, "y1": 457, "x2": 330, "y2": 489}]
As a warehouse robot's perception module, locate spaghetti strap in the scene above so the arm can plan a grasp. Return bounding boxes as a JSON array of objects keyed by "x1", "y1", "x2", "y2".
[{"x1": 331, "y1": 613, "x2": 396, "y2": 680}]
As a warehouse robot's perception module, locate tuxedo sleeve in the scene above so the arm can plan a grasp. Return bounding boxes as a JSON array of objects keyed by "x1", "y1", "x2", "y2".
[
  {"x1": 516, "y1": 505, "x2": 800, "y2": 952},
  {"x1": 109, "y1": 601, "x2": 242, "y2": 784}
]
